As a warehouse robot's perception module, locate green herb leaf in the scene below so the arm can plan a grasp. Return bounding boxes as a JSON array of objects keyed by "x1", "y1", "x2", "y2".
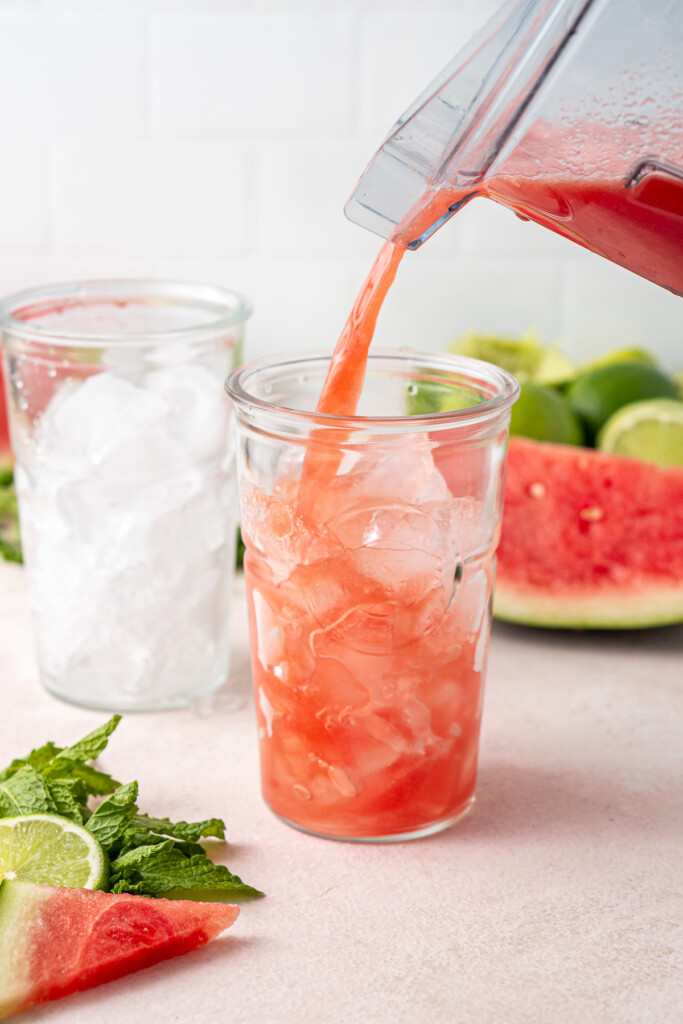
[
  {"x1": 86, "y1": 781, "x2": 139, "y2": 852},
  {"x1": 131, "y1": 814, "x2": 226, "y2": 844},
  {"x1": 111, "y1": 845, "x2": 263, "y2": 899},
  {"x1": 45, "y1": 780, "x2": 85, "y2": 824},
  {"x1": 0, "y1": 716, "x2": 264, "y2": 900},
  {"x1": 113, "y1": 824, "x2": 204, "y2": 860},
  {"x1": 51, "y1": 715, "x2": 121, "y2": 765},
  {"x1": 0, "y1": 765, "x2": 58, "y2": 817},
  {"x1": 43, "y1": 758, "x2": 119, "y2": 797},
  {"x1": 0, "y1": 742, "x2": 62, "y2": 783},
  {"x1": 0, "y1": 482, "x2": 22, "y2": 564}
]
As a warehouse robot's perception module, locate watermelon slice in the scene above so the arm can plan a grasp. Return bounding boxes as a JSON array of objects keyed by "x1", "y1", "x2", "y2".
[
  {"x1": 0, "y1": 879, "x2": 239, "y2": 1019},
  {"x1": 0, "y1": 353, "x2": 11, "y2": 480},
  {"x1": 494, "y1": 438, "x2": 683, "y2": 629}
]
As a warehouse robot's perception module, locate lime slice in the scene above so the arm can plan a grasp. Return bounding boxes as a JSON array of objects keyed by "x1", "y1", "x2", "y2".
[
  {"x1": 0, "y1": 814, "x2": 109, "y2": 890},
  {"x1": 449, "y1": 332, "x2": 575, "y2": 386},
  {"x1": 567, "y1": 361, "x2": 679, "y2": 438},
  {"x1": 596, "y1": 398, "x2": 683, "y2": 468},
  {"x1": 509, "y1": 383, "x2": 584, "y2": 446}
]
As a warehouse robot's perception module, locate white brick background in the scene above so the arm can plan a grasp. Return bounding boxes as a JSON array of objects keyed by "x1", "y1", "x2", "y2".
[{"x1": 0, "y1": 0, "x2": 680, "y2": 369}]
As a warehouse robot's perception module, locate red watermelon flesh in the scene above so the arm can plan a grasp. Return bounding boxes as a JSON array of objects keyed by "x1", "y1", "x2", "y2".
[
  {"x1": 0, "y1": 353, "x2": 11, "y2": 473},
  {"x1": 494, "y1": 437, "x2": 683, "y2": 628},
  {"x1": 0, "y1": 879, "x2": 239, "y2": 1019}
]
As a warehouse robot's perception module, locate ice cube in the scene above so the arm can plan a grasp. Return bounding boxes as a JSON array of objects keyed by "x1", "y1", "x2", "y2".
[
  {"x1": 324, "y1": 437, "x2": 450, "y2": 517},
  {"x1": 146, "y1": 364, "x2": 231, "y2": 464},
  {"x1": 39, "y1": 373, "x2": 170, "y2": 472},
  {"x1": 452, "y1": 565, "x2": 491, "y2": 645},
  {"x1": 18, "y1": 365, "x2": 237, "y2": 709},
  {"x1": 241, "y1": 484, "x2": 341, "y2": 585}
]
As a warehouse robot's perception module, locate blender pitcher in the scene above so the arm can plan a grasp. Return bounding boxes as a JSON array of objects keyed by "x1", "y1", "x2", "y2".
[{"x1": 345, "y1": 0, "x2": 683, "y2": 295}]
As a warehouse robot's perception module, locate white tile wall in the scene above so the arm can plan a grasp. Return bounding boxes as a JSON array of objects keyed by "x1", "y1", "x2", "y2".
[
  {"x1": 52, "y1": 140, "x2": 253, "y2": 255},
  {"x1": 0, "y1": 0, "x2": 679, "y2": 370},
  {"x1": 150, "y1": 12, "x2": 356, "y2": 136}
]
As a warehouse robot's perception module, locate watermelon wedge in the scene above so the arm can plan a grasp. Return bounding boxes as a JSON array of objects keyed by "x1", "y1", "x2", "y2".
[
  {"x1": 494, "y1": 438, "x2": 683, "y2": 629},
  {"x1": 0, "y1": 879, "x2": 239, "y2": 1019},
  {"x1": 0, "y1": 353, "x2": 11, "y2": 480}
]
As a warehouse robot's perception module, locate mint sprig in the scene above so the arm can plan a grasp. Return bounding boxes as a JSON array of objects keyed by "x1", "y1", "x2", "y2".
[
  {"x1": 0, "y1": 716, "x2": 263, "y2": 900},
  {"x1": 0, "y1": 480, "x2": 21, "y2": 564}
]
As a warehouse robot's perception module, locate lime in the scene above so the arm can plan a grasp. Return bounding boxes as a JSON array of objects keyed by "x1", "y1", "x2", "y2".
[
  {"x1": 448, "y1": 332, "x2": 574, "y2": 386},
  {"x1": 579, "y1": 347, "x2": 658, "y2": 373},
  {"x1": 596, "y1": 398, "x2": 683, "y2": 468},
  {"x1": 407, "y1": 381, "x2": 477, "y2": 416},
  {"x1": 567, "y1": 361, "x2": 679, "y2": 438},
  {"x1": 0, "y1": 814, "x2": 109, "y2": 889},
  {"x1": 509, "y1": 383, "x2": 585, "y2": 446}
]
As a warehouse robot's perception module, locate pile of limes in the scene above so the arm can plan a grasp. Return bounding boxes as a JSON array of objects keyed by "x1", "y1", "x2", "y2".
[{"x1": 449, "y1": 334, "x2": 683, "y2": 468}]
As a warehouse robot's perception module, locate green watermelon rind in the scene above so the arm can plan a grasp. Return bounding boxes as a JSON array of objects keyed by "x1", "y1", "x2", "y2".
[
  {"x1": 0, "y1": 878, "x2": 43, "y2": 1020},
  {"x1": 494, "y1": 581, "x2": 683, "y2": 630}
]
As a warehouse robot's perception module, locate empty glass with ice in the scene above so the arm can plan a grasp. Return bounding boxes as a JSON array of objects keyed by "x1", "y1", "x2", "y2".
[
  {"x1": 227, "y1": 351, "x2": 518, "y2": 841},
  {"x1": 0, "y1": 280, "x2": 251, "y2": 711}
]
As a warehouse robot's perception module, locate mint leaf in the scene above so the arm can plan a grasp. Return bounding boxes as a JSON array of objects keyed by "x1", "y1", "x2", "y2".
[
  {"x1": 111, "y1": 840, "x2": 176, "y2": 871},
  {"x1": 0, "y1": 765, "x2": 57, "y2": 816},
  {"x1": 114, "y1": 825, "x2": 205, "y2": 861},
  {"x1": 86, "y1": 782, "x2": 139, "y2": 852},
  {"x1": 110, "y1": 846, "x2": 263, "y2": 899},
  {"x1": 131, "y1": 814, "x2": 226, "y2": 844},
  {"x1": 0, "y1": 716, "x2": 264, "y2": 901},
  {"x1": 43, "y1": 759, "x2": 119, "y2": 797},
  {"x1": 51, "y1": 715, "x2": 121, "y2": 764},
  {"x1": 0, "y1": 482, "x2": 22, "y2": 565},
  {"x1": 0, "y1": 742, "x2": 62, "y2": 783},
  {"x1": 45, "y1": 774, "x2": 88, "y2": 809},
  {"x1": 45, "y1": 780, "x2": 84, "y2": 824}
]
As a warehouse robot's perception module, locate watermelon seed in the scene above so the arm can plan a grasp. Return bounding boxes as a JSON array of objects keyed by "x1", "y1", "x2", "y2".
[
  {"x1": 528, "y1": 482, "x2": 546, "y2": 499},
  {"x1": 579, "y1": 506, "x2": 604, "y2": 522}
]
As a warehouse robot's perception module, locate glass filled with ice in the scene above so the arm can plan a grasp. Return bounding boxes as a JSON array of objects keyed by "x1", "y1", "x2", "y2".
[
  {"x1": 227, "y1": 351, "x2": 519, "y2": 841},
  {"x1": 0, "y1": 280, "x2": 251, "y2": 711}
]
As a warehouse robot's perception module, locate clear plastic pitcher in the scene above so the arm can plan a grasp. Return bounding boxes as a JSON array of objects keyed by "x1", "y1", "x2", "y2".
[{"x1": 345, "y1": 0, "x2": 683, "y2": 295}]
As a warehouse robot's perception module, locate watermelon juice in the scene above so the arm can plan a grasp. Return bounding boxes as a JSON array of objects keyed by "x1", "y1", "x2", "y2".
[
  {"x1": 228, "y1": 349, "x2": 518, "y2": 841},
  {"x1": 483, "y1": 172, "x2": 683, "y2": 296}
]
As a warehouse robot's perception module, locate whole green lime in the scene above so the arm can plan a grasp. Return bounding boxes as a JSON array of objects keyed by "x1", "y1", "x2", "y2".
[
  {"x1": 509, "y1": 383, "x2": 585, "y2": 446},
  {"x1": 567, "y1": 361, "x2": 679, "y2": 438}
]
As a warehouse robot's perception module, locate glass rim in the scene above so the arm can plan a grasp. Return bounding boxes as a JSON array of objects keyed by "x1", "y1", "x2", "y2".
[
  {"x1": 226, "y1": 348, "x2": 520, "y2": 432},
  {"x1": 0, "y1": 278, "x2": 252, "y2": 348}
]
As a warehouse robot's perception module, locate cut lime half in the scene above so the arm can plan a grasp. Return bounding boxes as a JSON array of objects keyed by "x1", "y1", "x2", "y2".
[
  {"x1": 448, "y1": 332, "x2": 574, "y2": 385},
  {"x1": 0, "y1": 814, "x2": 109, "y2": 890},
  {"x1": 597, "y1": 398, "x2": 683, "y2": 468}
]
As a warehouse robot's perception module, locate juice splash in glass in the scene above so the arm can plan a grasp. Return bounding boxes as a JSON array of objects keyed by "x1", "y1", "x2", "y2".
[{"x1": 228, "y1": 351, "x2": 518, "y2": 840}]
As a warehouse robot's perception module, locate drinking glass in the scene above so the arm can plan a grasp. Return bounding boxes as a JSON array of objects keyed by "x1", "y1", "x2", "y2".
[
  {"x1": 0, "y1": 279, "x2": 251, "y2": 711},
  {"x1": 227, "y1": 350, "x2": 518, "y2": 841}
]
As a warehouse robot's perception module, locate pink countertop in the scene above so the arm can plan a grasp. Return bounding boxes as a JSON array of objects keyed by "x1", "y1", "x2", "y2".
[{"x1": 1, "y1": 562, "x2": 681, "y2": 1024}]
